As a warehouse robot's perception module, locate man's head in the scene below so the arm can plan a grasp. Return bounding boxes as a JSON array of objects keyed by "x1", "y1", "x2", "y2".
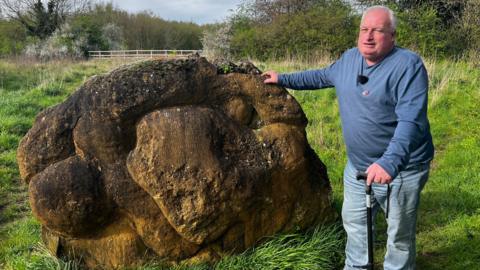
[{"x1": 358, "y1": 6, "x2": 396, "y2": 65}]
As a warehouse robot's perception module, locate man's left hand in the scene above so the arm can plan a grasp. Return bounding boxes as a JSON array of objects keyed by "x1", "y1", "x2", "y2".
[{"x1": 366, "y1": 163, "x2": 392, "y2": 185}]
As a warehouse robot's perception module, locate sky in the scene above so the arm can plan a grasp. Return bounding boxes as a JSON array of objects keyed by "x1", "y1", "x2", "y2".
[{"x1": 105, "y1": 0, "x2": 244, "y2": 25}]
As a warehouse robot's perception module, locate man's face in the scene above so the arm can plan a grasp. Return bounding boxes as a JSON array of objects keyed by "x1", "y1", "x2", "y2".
[{"x1": 357, "y1": 9, "x2": 395, "y2": 65}]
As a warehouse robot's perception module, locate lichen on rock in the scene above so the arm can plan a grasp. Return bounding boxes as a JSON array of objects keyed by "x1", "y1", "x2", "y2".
[{"x1": 17, "y1": 56, "x2": 336, "y2": 269}]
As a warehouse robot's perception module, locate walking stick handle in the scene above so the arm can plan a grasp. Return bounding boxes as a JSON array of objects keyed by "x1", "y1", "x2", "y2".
[
  {"x1": 356, "y1": 171, "x2": 368, "y2": 180},
  {"x1": 356, "y1": 171, "x2": 372, "y2": 194}
]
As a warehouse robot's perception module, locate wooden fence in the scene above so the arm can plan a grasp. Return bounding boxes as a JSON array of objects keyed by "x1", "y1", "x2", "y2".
[{"x1": 88, "y1": 50, "x2": 203, "y2": 59}]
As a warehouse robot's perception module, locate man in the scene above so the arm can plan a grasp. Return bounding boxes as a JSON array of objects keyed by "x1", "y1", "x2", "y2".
[{"x1": 263, "y1": 6, "x2": 434, "y2": 270}]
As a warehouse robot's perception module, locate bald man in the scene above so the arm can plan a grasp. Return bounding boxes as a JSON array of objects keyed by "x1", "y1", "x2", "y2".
[{"x1": 263, "y1": 6, "x2": 434, "y2": 270}]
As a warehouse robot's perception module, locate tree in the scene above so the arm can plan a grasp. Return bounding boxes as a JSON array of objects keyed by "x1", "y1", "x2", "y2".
[
  {"x1": 237, "y1": 0, "x2": 326, "y2": 24},
  {"x1": 356, "y1": 0, "x2": 466, "y2": 26},
  {"x1": 355, "y1": 0, "x2": 471, "y2": 57},
  {"x1": 0, "y1": 18, "x2": 27, "y2": 55},
  {"x1": 83, "y1": 4, "x2": 204, "y2": 50},
  {"x1": 0, "y1": 0, "x2": 90, "y2": 39},
  {"x1": 225, "y1": 0, "x2": 357, "y2": 60},
  {"x1": 201, "y1": 23, "x2": 232, "y2": 59},
  {"x1": 460, "y1": 0, "x2": 480, "y2": 63}
]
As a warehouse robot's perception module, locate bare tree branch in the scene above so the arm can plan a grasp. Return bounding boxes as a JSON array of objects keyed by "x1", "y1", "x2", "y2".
[
  {"x1": 0, "y1": 0, "x2": 91, "y2": 38},
  {"x1": 0, "y1": 0, "x2": 90, "y2": 21},
  {"x1": 239, "y1": 0, "x2": 321, "y2": 24}
]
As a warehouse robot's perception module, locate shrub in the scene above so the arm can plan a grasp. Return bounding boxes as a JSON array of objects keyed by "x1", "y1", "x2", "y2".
[
  {"x1": 215, "y1": 0, "x2": 358, "y2": 60},
  {"x1": 23, "y1": 19, "x2": 125, "y2": 60},
  {"x1": 201, "y1": 23, "x2": 232, "y2": 60}
]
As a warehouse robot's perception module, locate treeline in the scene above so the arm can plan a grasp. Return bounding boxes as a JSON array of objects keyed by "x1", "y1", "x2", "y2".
[
  {"x1": 87, "y1": 4, "x2": 203, "y2": 51},
  {"x1": 0, "y1": 1, "x2": 204, "y2": 58},
  {"x1": 204, "y1": 0, "x2": 480, "y2": 60},
  {"x1": 1, "y1": 0, "x2": 479, "y2": 60}
]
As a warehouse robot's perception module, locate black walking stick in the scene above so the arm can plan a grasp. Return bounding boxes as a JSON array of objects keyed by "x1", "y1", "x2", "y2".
[
  {"x1": 356, "y1": 171, "x2": 374, "y2": 270},
  {"x1": 355, "y1": 172, "x2": 392, "y2": 270}
]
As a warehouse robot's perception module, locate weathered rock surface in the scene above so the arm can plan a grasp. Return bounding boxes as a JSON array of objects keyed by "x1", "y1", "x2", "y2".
[{"x1": 17, "y1": 56, "x2": 336, "y2": 269}]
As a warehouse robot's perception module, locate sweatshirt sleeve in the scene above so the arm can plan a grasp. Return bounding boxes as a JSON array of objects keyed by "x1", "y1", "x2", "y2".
[
  {"x1": 277, "y1": 57, "x2": 343, "y2": 90},
  {"x1": 376, "y1": 58, "x2": 429, "y2": 179}
]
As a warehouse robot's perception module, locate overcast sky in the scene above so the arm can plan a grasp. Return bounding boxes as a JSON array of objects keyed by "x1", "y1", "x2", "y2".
[{"x1": 104, "y1": 0, "x2": 244, "y2": 24}]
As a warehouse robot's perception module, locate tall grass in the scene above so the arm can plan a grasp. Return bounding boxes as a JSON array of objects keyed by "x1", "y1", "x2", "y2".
[
  {"x1": 1, "y1": 56, "x2": 479, "y2": 269},
  {"x1": 135, "y1": 226, "x2": 343, "y2": 270},
  {"x1": 0, "y1": 57, "x2": 345, "y2": 270},
  {"x1": 416, "y1": 59, "x2": 480, "y2": 269},
  {"x1": 0, "y1": 58, "x2": 131, "y2": 269},
  {"x1": 215, "y1": 226, "x2": 343, "y2": 270},
  {"x1": 0, "y1": 216, "x2": 82, "y2": 270}
]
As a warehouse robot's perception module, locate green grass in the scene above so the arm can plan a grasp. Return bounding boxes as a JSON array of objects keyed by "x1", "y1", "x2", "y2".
[
  {"x1": 415, "y1": 60, "x2": 480, "y2": 269},
  {"x1": 1, "y1": 57, "x2": 479, "y2": 269},
  {"x1": 0, "y1": 58, "x2": 133, "y2": 269},
  {"x1": 215, "y1": 226, "x2": 344, "y2": 270},
  {"x1": 134, "y1": 225, "x2": 343, "y2": 270}
]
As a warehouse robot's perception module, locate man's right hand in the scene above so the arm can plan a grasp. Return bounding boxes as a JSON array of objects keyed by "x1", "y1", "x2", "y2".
[{"x1": 262, "y1": 71, "x2": 279, "y2": 84}]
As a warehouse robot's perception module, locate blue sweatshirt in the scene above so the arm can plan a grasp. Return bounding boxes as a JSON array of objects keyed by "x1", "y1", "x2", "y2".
[{"x1": 278, "y1": 47, "x2": 434, "y2": 179}]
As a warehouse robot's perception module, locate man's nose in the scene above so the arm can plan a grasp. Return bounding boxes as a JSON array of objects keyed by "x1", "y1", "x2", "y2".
[{"x1": 366, "y1": 30, "x2": 374, "y2": 39}]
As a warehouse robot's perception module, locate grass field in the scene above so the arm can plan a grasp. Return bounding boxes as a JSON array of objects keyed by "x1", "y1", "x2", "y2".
[{"x1": 0, "y1": 56, "x2": 479, "y2": 269}]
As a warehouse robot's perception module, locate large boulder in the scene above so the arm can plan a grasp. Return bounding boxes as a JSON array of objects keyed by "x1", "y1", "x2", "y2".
[{"x1": 17, "y1": 56, "x2": 336, "y2": 269}]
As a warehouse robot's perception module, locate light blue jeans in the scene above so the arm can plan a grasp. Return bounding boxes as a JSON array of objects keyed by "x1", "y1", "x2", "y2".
[{"x1": 342, "y1": 160, "x2": 429, "y2": 270}]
